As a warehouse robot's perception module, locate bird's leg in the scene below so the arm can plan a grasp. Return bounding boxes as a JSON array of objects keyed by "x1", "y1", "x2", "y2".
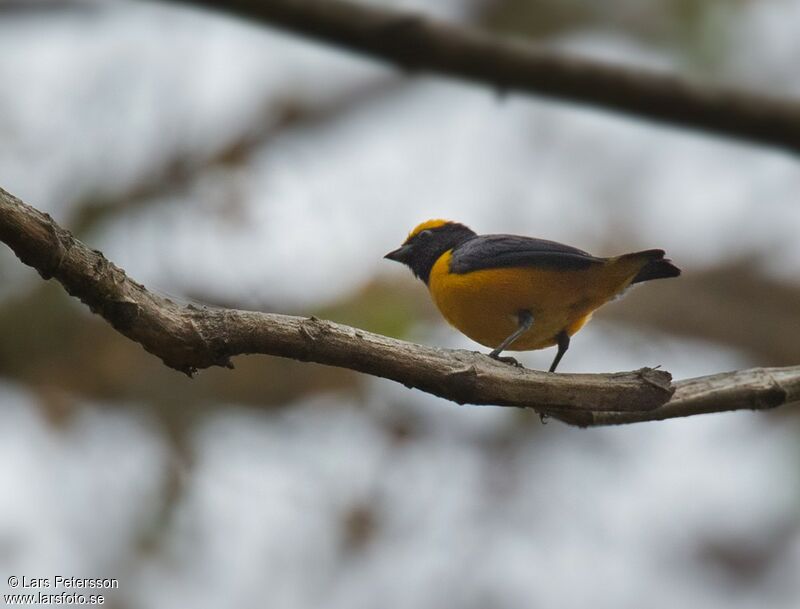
[
  {"x1": 489, "y1": 310, "x2": 534, "y2": 366},
  {"x1": 548, "y1": 330, "x2": 570, "y2": 373}
]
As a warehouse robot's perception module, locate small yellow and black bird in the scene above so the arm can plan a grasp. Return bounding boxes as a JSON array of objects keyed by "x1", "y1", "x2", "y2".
[{"x1": 385, "y1": 219, "x2": 680, "y2": 372}]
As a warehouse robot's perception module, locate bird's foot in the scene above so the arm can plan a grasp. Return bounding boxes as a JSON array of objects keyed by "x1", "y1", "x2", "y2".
[{"x1": 490, "y1": 354, "x2": 524, "y2": 368}]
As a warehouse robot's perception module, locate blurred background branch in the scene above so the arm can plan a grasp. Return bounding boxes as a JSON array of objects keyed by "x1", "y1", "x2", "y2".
[
  {"x1": 173, "y1": 0, "x2": 800, "y2": 154},
  {"x1": 68, "y1": 75, "x2": 404, "y2": 237}
]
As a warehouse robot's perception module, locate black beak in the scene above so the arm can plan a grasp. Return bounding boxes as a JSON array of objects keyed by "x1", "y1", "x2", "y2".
[{"x1": 384, "y1": 244, "x2": 412, "y2": 263}]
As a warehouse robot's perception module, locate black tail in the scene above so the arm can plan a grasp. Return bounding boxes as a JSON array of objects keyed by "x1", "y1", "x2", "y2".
[{"x1": 629, "y1": 249, "x2": 681, "y2": 284}]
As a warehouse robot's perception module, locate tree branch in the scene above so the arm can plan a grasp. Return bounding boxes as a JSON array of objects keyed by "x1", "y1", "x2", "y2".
[
  {"x1": 2, "y1": 187, "x2": 798, "y2": 425},
  {"x1": 549, "y1": 367, "x2": 800, "y2": 426},
  {"x1": 168, "y1": 0, "x2": 800, "y2": 155}
]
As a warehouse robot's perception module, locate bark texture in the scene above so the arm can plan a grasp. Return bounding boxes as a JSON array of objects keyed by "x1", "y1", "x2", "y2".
[{"x1": 2, "y1": 187, "x2": 798, "y2": 426}]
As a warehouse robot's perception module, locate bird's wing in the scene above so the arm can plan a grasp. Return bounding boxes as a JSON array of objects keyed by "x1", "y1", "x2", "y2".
[{"x1": 449, "y1": 234, "x2": 604, "y2": 274}]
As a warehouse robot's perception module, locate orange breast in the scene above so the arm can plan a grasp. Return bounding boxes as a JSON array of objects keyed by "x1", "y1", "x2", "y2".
[{"x1": 427, "y1": 250, "x2": 643, "y2": 351}]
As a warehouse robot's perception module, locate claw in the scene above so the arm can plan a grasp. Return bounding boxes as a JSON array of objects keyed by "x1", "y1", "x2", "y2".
[{"x1": 491, "y1": 354, "x2": 524, "y2": 368}]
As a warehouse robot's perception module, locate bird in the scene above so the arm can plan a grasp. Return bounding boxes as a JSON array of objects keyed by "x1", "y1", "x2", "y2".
[{"x1": 384, "y1": 219, "x2": 680, "y2": 372}]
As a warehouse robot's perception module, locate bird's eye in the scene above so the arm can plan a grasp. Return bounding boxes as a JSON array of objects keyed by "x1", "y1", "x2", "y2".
[{"x1": 418, "y1": 229, "x2": 433, "y2": 239}]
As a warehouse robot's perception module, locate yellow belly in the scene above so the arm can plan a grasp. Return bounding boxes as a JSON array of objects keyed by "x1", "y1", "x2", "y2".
[{"x1": 428, "y1": 250, "x2": 643, "y2": 351}]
